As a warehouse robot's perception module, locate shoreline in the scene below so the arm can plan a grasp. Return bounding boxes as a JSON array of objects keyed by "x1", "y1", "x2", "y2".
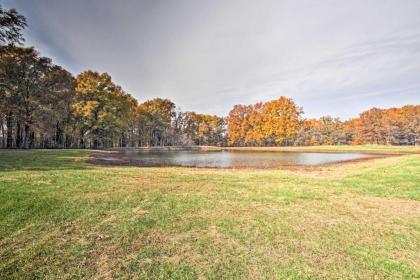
[
  {"x1": 89, "y1": 149, "x2": 398, "y2": 170},
  {"x1": 108, "y1": 145, "x2": 420, "y2": 155}
]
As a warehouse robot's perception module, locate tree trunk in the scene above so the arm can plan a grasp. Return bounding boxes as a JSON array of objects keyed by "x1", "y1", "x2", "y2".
[
  {"x1": 1, "y1": 116, "x2": 5, "y2": 148},
  {"x1": 120, "y1": 131, "x2": 127, "y2": 147},
  {"x1": 6, "y1": 111, "x2": 13, "y2": 148},
  {"x1": 64, "y1": 134, "x2": 71, "y2": 148},
  {"x1": 16, "y1": 121, "x2": 22, "y2": 148},
  {"x1": 93, "y1": 139, "x2": 99, "y2": 149},
  {"x1": 23, "y1": 124, "x2": 30, "y2": 149},
  {"x1": 54, "y1": 122, "x2": 63, "y2": 148},
  {"x1": 79, "y1": 129, "x2": 85, "y2": 148},
  {"x1": 29, "y1": 131, "x2": 35, "y2": 148}
]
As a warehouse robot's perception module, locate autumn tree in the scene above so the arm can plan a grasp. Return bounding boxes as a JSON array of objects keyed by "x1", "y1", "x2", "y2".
[
  {"x1": 342, "y1": 118, "x2": 362, "y2": 144},
  {"x1": 242, "y1": 103, "x2": 264, "y2": 146},
  {"x1": 226, "y1": 104, "x2": 252, "y2": 146},
  {"x1": 227, "y1": 97, "x2": 302, "y2": 146},
  {"x1": 357, "y1": 108, "x2": 387, "y2": 144},
  {"x1": 295, "y1": 119, "x2": 322, "y2": 145},
  {"x1": 194, "y1": 114, "x2": 225, "y2": 146},
  {"x1": 73, "y1": 71, "x2": 137, "y2": 148},
  {"x1": 134, "y1": 98, "x2": 176, "y2": 146},
  {"x1": 261, "y1": 97, "x2": 302, "y2": 145},
  {"x1": 395, "y1": 105, "x2": 419, "y2": 145},
  {"x1": 35, "y1": 66, "x2": 75, "y2": 148}
]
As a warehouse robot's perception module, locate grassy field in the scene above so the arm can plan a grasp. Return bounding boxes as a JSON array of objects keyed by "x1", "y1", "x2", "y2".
[{"x1": 0, "y1": 147, "x2": 419, "y2": 279}]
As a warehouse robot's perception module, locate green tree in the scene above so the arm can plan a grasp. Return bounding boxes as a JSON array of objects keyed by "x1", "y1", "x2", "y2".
[
  {"x1": 136, "y1": 98, "x2": 176, "y2": 146},
  {"x1": 0, "y1": 5, "x2": 27, "y2": 45},
  {"x1": 0, "y1": 46, "x2": 53, "y2": 148}
]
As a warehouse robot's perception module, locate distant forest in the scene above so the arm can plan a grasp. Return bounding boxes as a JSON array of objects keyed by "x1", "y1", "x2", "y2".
[{"x1": 1, "y1": 6, "x2": 419, "y2": 149}]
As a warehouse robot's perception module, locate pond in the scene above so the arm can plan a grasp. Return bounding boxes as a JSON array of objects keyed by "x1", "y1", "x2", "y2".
[{"x1": 121, "y1": 150, "x2": 381, "y2": 168}]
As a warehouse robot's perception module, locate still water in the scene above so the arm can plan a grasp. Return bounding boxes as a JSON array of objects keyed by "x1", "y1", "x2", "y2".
[{"x1": 122, "y1": 150, "x2": 379, "y2": 168}]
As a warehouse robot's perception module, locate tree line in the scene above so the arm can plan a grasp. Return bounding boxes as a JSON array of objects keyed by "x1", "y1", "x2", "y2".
[
  {"x1": 227, "y1": 97, "x2": 419, "y2": 146},
  {"x1": 0, "y1": 6, "x2": 226, "y2": 149},
  {"x1": 1, "y1": 6, "x2": 418, "y2": 149},
  {"x1": 0, "y1": 50, "x2": 226, "y2": 148}
]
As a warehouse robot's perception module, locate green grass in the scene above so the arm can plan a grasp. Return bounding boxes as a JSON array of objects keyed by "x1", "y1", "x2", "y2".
[{"x1": 0, "y1": 148, "x2": 419, "y2": 279}]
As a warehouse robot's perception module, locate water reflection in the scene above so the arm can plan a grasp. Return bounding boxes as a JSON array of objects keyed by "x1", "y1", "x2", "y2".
[{"x1": 123, "y1": 150, "x2": 380, "y2": 168}]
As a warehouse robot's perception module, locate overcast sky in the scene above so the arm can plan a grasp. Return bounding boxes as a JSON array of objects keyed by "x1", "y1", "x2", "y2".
[{"x1": 4, "y1": 0, "x2": 420, "y2": 119}]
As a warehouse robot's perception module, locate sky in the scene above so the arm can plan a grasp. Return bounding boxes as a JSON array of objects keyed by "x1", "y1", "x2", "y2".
[{"x1": 4, "y1": 0, "x2": 420, "y2": 120}]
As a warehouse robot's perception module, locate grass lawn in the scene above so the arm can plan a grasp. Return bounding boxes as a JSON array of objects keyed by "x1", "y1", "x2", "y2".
[{"x1": 0, "y1": 148, "x2": 419, "y2": 279}]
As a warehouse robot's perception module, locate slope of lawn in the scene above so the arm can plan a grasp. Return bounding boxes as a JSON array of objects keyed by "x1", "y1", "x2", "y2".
[{"x1": 0, "y1": 148, "x2": 419, "y2": 279}]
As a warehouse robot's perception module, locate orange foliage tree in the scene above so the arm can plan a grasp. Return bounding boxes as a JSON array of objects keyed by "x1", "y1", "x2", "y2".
[
  {"x1": 227, "y1": 99, "x2": 419, "y2": 147},
  {"x1": 227, "y1": 97, "x2": 302, "y2": 146}
]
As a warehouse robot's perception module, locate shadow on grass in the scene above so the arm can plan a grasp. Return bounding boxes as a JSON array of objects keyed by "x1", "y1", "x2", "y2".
[{"x1": 0, "y1": 149, "x2": 94, "y2": 172}]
